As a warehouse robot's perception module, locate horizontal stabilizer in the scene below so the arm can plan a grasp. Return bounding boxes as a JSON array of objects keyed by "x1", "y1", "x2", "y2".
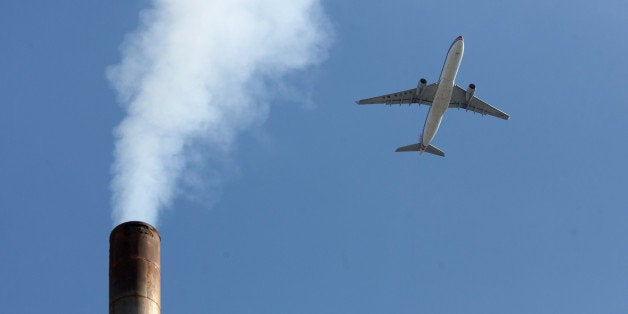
[
  {"x1": 395, "y1": 143, "x2": 421, "y2": 152},
  {"x1": 395, "y1": 143, "x2": 445, "y2": 157}
]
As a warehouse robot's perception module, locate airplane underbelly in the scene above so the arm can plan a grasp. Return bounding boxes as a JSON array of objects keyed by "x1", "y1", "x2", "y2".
[
  {"x1": 422, "y1": 114, "x2": 442, "y2": 145},
  {"x1": 421, "y1": 83, "x2": 451, "y2": 145},
  {"x1": 419, "y1": 38, "x2": 463, "y2": 147},
  {"x1": 421, "y1": 100, "x2": 447, "y2": 145}
]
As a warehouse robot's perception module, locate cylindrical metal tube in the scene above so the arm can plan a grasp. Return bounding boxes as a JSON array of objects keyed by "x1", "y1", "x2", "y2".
[{"x1": 109, "y1": 221, "x2": 161, "y2": 314}]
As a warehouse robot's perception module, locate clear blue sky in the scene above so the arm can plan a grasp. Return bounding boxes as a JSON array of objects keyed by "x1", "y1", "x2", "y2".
[{"x1": 2, "y1": 1, "x2": 627, "y2": 313}]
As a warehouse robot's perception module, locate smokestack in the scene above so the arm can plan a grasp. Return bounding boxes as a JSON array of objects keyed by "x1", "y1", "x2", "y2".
[{"x1": 109, "y1": 221, "x2": 161, "y2": 314}]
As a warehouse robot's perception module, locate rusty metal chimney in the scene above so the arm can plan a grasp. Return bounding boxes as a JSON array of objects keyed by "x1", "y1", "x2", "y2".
[{"x1": 109, "y1": 221, "x2": 161, "y2": 314}]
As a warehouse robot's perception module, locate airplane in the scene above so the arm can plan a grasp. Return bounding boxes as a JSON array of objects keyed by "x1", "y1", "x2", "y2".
[{"x1": 355, "y1": 36, "x2": 509, "y2": 157}]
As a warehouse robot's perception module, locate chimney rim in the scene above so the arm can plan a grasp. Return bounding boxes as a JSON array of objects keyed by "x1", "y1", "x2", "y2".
[{"x1": 110, "y1": 221, "x2": 161, "y2": 241}]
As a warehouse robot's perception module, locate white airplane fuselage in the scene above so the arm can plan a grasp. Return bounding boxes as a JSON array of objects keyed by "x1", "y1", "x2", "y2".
[{"x1": 420, "y1": 37, "x2": 464, "y2": 148}]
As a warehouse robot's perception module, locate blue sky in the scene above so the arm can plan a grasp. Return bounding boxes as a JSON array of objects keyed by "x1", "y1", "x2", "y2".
[{"x1": 1, "y1": 1, "x2": 627, "y2": 313}]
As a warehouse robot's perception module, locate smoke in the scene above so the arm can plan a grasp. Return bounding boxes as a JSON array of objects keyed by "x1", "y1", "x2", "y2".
[{"x1": 108, "y1": 0, "x2": 330, "y2": 225}]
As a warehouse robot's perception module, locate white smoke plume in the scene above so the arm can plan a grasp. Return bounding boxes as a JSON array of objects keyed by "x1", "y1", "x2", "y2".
[{"x1": 108, "y1": 0, "x2": 330, "y2": 225}]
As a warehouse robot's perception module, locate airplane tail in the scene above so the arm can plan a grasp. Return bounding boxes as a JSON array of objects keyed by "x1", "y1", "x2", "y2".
[{"x1": 395, "y1": 143, "x2": 445, "y2": 157}]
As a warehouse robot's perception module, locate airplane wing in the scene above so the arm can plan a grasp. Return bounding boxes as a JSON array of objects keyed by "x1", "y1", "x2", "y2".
[
  {"x1": 356, "y1": 83, "x2": 439, "y2": 105},
  {"x1": 449, "y1": 85, "x2": 510, "y2": 120}
]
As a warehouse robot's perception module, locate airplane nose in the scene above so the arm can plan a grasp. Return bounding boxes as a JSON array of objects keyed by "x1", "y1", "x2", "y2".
[{"x1": 456, "y1": 35, "x2": 463, "y2": 41}]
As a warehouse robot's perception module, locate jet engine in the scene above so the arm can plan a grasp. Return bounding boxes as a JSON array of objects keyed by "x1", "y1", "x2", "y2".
[
  {"x1": 415, "y1": 78, "x2": 427, "y2": 97},
  {"x1": 466, "y1": 83, "x2": 476, "y2": 102}
]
